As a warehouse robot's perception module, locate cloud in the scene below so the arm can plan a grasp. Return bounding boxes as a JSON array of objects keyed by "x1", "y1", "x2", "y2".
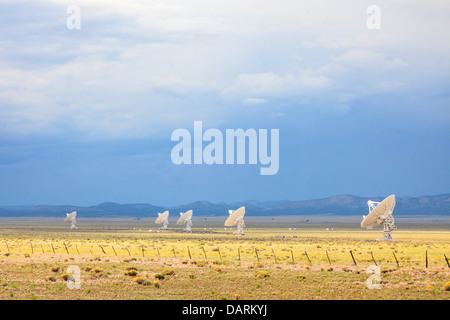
[
  {"x1": 0, "y1": 0, "x2": 449, "y2": 140},
  {"x1": 242, "y1": 98, "x2": 268, "y2": 105}
]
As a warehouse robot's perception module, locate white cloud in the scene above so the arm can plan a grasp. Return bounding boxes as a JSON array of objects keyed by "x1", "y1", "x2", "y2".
[
  {"x1": 242, "y1": 98, "x2": 268, "y2": 105},
  {"x1": 0, "y1": 0, "x2": 448, "y2": 139}
]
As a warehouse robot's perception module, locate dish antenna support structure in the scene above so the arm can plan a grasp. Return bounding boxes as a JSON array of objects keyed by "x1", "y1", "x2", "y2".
[
  {"x1": 64, "y1": 211, "x2": 78, "y2": 230},
  {"x1": 155, "y1": 211, "x2": 169, "y2": 230},
  {"x1": 224, "y1": 206, "x2": 245, "y2": 235},
  {"x1": 361, "y1": 195, "x2": 397, "y2": 241},
  {"x1": 177, "y1": 210, "x2": 193, "y2": 232}
]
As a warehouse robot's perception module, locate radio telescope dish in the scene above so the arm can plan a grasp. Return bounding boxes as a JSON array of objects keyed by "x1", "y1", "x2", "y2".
[
  {"x1": 224, "y1": 206, "x2": 245, "y2": 235},
  {"x1": 64, "y1": 211, "x2": 78, "y2": 230},
  {"x1": 361, "y1": 194, "x2": 397, "y2": 241},
  {"x1": 177, "y1": 210, "x2": 193, "y2": 232},
  {"x1": 155, "y1": 210, "x2": 169, "y2": 230}
]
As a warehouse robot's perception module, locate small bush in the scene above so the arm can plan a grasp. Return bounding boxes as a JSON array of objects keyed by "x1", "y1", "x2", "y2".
[
  {"x1": 153, "y1": 280, "x2": 160, "y2": 288},
  {"x1": 444, "y1": 282, "x2": 450, "y2": 291},
  {"x1": 84, "y1": 266, "x2": 92, "y2": 272},
  {"x1": 51, "y1": 266, "x2": 60, "y2": 272},
  {"x1": 126, "y1": 270, "x2": 137, "y2": 277},
  {"x1": 91, "y1": 267, "x2": 103, "y2": 273},
  {"x1": 214, "y1": 267, "x2": 222, "y2": 273},
  {"x1": 162, "y1": 269, "x2": 175, "y2": 276},
  {"x1": 47, "y1": 277, "x2": 56, "y2": 282},
  {"x1": 297, "y1": 274, "x2": 306, "y2": 280},
  {"x1": 61, "y1": 273, "x2": 72, "y2": 281},
  {"x1": 154, "y1": 274, "x2": 165, "y2": 280},
  {"x1": 133, "y1": 277, "x2": 146, "y2": 285},
  {"x1": 234, "y1": 294, "x2": 241, "y2": 300},
  {"x1": 255, "y1": 270, "x2": 271, "y2": 278}
]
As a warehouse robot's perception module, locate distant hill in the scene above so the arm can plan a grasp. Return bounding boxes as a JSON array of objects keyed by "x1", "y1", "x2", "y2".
[{"x1": 0, "y1": 194, "x2": 448, "y2": 218}]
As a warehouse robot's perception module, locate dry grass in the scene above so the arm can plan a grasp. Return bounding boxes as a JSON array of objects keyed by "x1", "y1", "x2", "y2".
[{"x1": 0, "y1": 219, "x2": 448, "y2": 300}]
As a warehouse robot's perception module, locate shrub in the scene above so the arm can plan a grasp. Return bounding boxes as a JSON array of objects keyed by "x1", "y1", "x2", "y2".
[
  {"x1": 297, "y1": 274, "x2": 306, "y2": 280},
  {"x1": 153, "y1": 280, "x2": 160, "y2": 288},
  {"x1": 255, "y1": 270, "x2": 271, "y2": 278},
  {"x1": 133, "y1": 277, "x2": 146, "y2": 285},
  {"x1": 91, "y1": 267, "x2": 103, "y2": 273},
  {"x1": 234, "y1": 294, "x2": 241, "y2": 300},
  {"x1": 61, "y1": 273, "x2": 72, "y2": 281},
  {"x1": 51, "y1": 266, "x2": 60, "y2": 272},
  {"x1": 162, "y1": 269, "x2": 175, "y2": 276},
  {"x1": 47, "y1": 277, "x2": 56, "y2": 282},
  {"x1": 84, "y1": 266, "x2": 92, "y2": 272},
  {"x1": 444, "y1": 282, "x2": 450, "y2": 291},
  {"x1": 214, "y1": 267, "x2": 222, "y2": 273},
  {"x1": 126, "y1": 270, "x2": 137, "y2": 277},
  {"x1": 154, "y1": 274, "x2": 165, "y2": 280}
]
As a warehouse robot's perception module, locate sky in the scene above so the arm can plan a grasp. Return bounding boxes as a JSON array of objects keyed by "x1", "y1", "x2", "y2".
[{"x1": 0, "y1": 0, "x2": 449, "y2": 207}]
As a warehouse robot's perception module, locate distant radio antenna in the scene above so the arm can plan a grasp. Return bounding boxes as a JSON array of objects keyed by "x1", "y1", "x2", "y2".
[
  {"x1": 64, "y1": 211, "x2": 78, "y2": 230},
  {"x1": 155, "y1": 211, "x2": 169, "y2": 230},
  {"x1": 361, "y1": 195, "x2": 397, "y2": 241},
  {"x1": 177, "y1": 210, "x2": 193, "y2": 232},
  {"x1": 224, "y1": 206, "x2": 246, "y2": 235}
]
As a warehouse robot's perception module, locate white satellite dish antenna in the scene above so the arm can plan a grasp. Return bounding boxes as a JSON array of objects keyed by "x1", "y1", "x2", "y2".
[
  {"x1": 155, "y1": 210, "x2": 169, "y2": 230},
  {"x1": 224, "y1": 206, "x2": 245, "y2": 235},
  {"x1": 361, "y1": 195, "x2": 397, "y2": 241},
  {"x1": 177, "y1": 210, "x2": 193, "y2": 232},
  {"x1": 64, "y1": 211, "x2": 78, "y2": 230}
]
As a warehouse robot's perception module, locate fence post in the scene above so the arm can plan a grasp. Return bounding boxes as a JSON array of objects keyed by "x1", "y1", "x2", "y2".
[
  {"x1": 272, "y1": 249, "x2": 277, "y2": 263},
  {"x1": 326, "y1": 250, "x2": 331, "y2": 265},
  {"x1": 218, "y1": 248, "x2": 222, "y2": 260},
  {"x1": 290, "y1": 250, "x2": 295, "y2": 263},
  {"x1": 304, "y1": 250, "x2": 311, "y2": 263},
  {"x1": 371, "y1": 251, "x2": 377, "y2": 266},
  {"x1": 255, "y1": 248, "x2": 260, "y2": 262},
  {"x1": 99, "y1": 245, "x2": 106, "y2": 255},
  {"x1": 201, "y1": 247, "x2": 207, "y2": 261},
  {"x1": 393, "y1": 252, "x2": 400, "y2": 267},
  {"x1": 187, "y1": 246, "x2": 192, "y2": 260},
  {"x1": 349, "y1": 250, "x2": 357, "y2": 266},
  {"x1": 425, "y1": 250, "x2": 428, "y2": 268},
  {"x1": 64, "y1": 242, "x2": 69, "y2": 254},
  {"x1": 444, "y1": 254, "x2": 450, "y2": 268}
]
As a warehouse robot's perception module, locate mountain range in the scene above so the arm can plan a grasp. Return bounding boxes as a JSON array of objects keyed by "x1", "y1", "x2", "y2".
[{"x1": 0, "y1": 194, "x2": 449, "y2": 218}]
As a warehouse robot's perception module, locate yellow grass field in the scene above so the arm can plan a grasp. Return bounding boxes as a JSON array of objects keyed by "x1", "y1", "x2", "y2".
[{"x1": 0, "y1": 217, "x2": 449, "y2": 300}]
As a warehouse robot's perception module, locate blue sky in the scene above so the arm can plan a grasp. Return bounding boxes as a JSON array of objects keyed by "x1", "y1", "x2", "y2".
[{"x1": 0, "y1": 0, "x2": 449, "y2": 206}]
